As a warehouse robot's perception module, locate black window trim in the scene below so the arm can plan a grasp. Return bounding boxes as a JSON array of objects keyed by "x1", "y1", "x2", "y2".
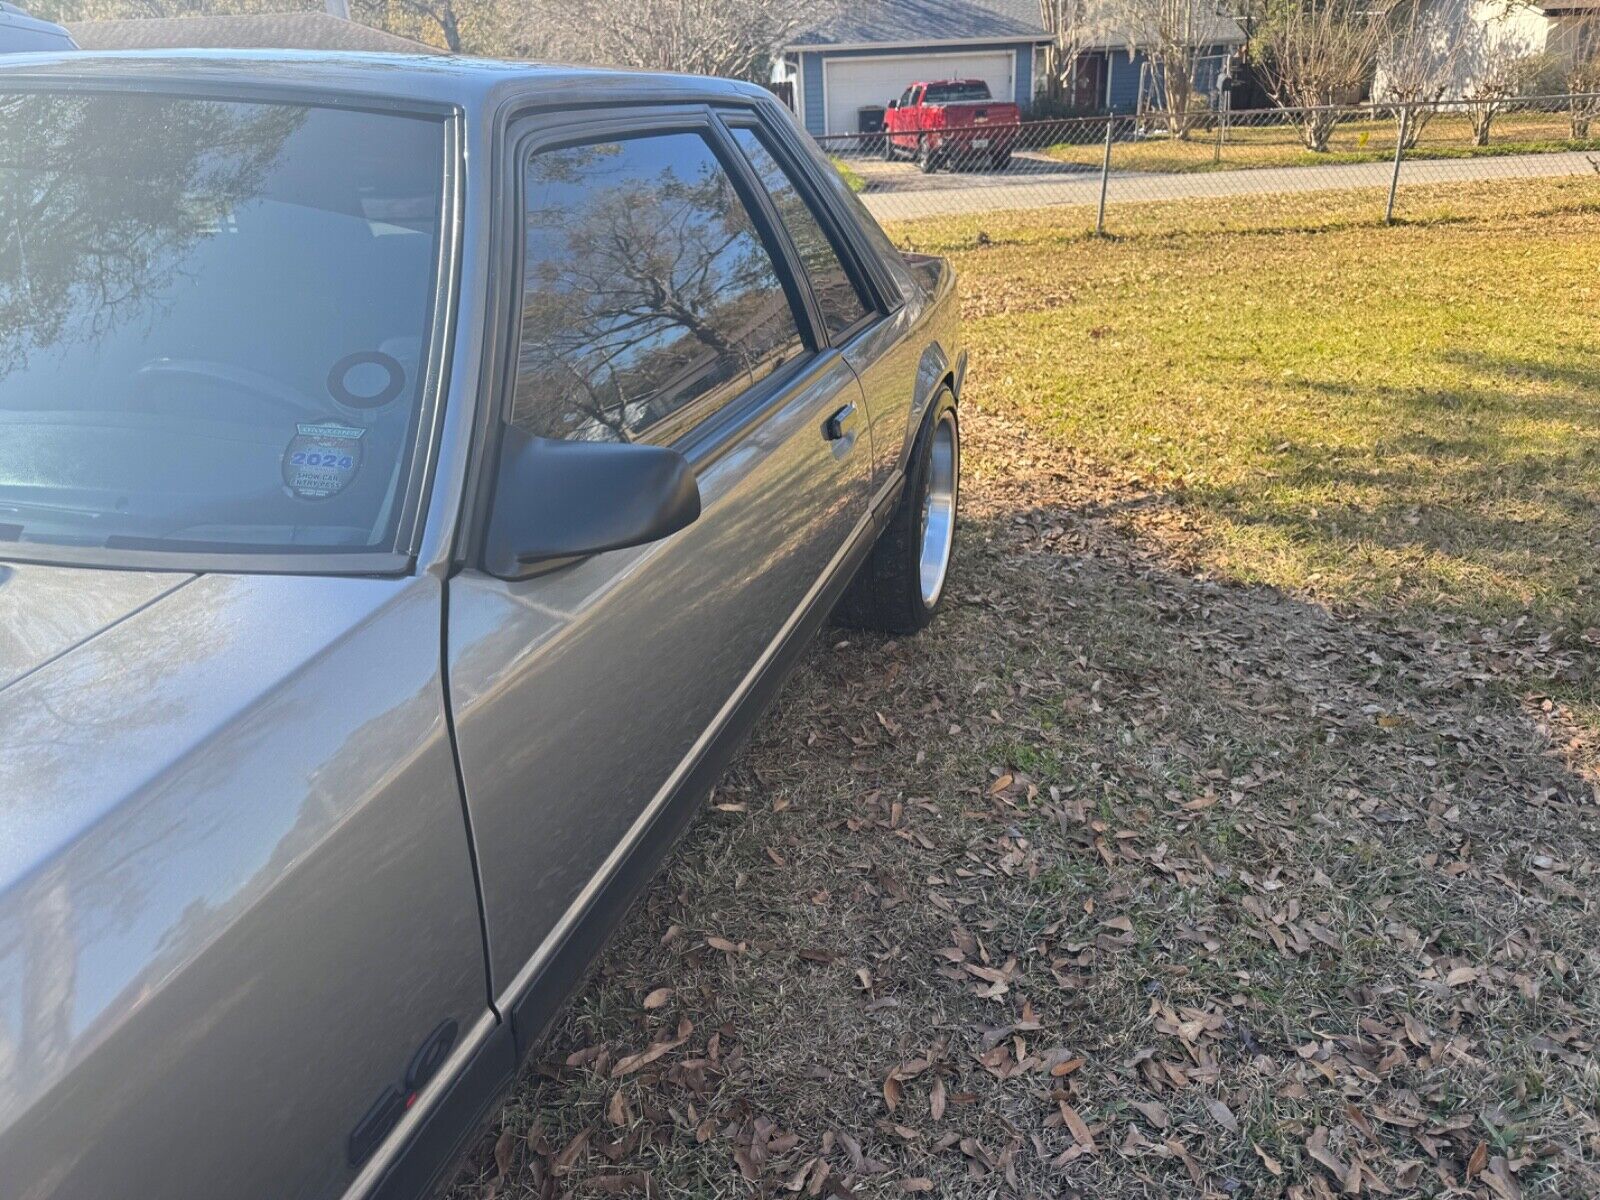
[
  {"x1": 745, "y1": 96, "x2": 909, "y2": 317},
  {"x1": 494, "y1": 107, "x2": 828, "y2": 452},
  {"x1": 0, "y1": 82, "x2": 464, "y2": 577},
  {"x1": 716, "y1": 111, "x2": 884, "y2": 349},
  {"x1": 461, "y1": 100, "x2": 881, "y2": 573}
]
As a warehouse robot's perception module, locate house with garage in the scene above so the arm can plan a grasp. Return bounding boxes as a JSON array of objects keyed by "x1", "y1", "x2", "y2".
[
  {"x1": 774, "y1": 0, "x2": 1055, "y2": 138},
  {"x1": 773, "y1": 0, "x2": 1248, "y2": 135}
]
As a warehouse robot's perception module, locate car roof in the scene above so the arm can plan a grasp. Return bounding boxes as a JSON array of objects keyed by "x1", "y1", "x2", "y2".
[{"x1": 0, "y1": 49, "x2": 770, "y2": 115}]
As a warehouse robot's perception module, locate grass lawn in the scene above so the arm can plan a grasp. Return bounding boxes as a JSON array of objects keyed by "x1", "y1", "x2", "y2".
[
  {"x1": 448, "y1": 177, "x2": 1600, "y2": 1200},
  {"x1": 1043, "y1": 109, "x2": 1600, "y2": 175},
  {"x1": 831, "y1": 156, "x2": 868, "y2": 194},
  {"x1": 898, "y1": 176, "x2": 1600, "y2": 714}
]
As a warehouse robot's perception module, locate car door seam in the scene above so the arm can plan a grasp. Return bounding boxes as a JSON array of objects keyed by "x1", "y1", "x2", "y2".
[{"x1": 438, "y1": 576, "x2": 503, "y2": 1017}]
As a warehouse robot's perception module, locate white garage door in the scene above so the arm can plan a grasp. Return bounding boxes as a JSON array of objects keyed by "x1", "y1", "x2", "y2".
[{"x1": 822, "y1": 51, "x2": 1016, "y2": 136}]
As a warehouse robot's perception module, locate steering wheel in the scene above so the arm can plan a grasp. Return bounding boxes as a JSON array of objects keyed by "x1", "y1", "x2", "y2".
[{"x1": 131, "y1": 357, "x2": 328, "y2": 419}]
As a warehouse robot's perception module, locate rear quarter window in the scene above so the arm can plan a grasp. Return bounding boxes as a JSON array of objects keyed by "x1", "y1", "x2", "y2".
[{"x1": 729, "y1": 125, "x2": 872, "y2": 342}]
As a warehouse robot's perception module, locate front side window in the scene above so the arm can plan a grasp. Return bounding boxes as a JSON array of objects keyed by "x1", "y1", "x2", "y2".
[
  {"x1": 0, "y1": 91, "x2": 449, "y2": 559},
  {"x1": 512, "y1": 130, "x2": 806, "y2": 444},
  {"x1": 730, "y1": 125, "x2": 872, "y2": 341}
]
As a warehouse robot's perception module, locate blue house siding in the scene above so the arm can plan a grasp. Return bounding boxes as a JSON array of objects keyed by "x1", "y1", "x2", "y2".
[
  {"x1": 796, "y1": 40, "x2": 1046, "y2": 136},
  {"x1": 1101, "y1": 44, "x2": 1237, "y2": 113},
  {"x1": 1105, "y1": 49, "x2": 1145, "y2": 113},
  {"x1": 802, "y1": 51, "x2": 825, "y2": 135}
]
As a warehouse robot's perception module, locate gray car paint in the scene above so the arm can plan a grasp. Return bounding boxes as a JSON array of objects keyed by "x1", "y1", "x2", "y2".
[
  {"x1": 447, "y1": 348, "x2": 872, "y2": 1000},
  {"x1": 0, "y1": 572, "x2": 488, "y2": 1199},
  {"x1": 0, "y1": 51, "x2": 962, "y2": 1200},
  {"x1": 0, "y1": 6, "x2": 75, "y2": 53}
]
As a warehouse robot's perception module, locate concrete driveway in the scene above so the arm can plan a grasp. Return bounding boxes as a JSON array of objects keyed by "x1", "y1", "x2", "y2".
[{"x1": 855, "y1": 148, "x2": 1600, "y2": 220}]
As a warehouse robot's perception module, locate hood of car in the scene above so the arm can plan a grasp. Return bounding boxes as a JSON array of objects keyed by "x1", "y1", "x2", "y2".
[
  {"x1": 0, "y1": 568, "x2": 424, "y2": 903},
  {"x1": 0, "y1": 562, "x2": 195, "y2": 695}
]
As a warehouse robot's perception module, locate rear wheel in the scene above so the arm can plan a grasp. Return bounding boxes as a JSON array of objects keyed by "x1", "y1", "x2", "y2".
[
  {"x1": 835, "y1": 391, "x2": 959, "y2": 635},
  {"x1": 990, "y1": 149, "x2": 1012, "y2": 170},
  {"x1": 917, "y1": 138, "x2": 938, "y2": 173}
]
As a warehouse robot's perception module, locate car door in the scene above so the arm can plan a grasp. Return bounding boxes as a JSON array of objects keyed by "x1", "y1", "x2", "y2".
[
  {"x1": 445, "y1": 108, "x2": 875, "y2": 1030},
  {"x1": 746, "y1": 101, "x2": 934, "y2": 505}
]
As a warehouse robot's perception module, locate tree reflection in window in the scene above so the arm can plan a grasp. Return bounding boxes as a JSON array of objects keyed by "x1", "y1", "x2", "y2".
[
  {"x1": 0, "y1": 93, "x2": 306, "y2": 381},
  {"x1": 728, "y1": 126, "x2": 872, "y2": 341},
  {"x1": 513, "y1": 132, "x2": 804, "y2": 443}
]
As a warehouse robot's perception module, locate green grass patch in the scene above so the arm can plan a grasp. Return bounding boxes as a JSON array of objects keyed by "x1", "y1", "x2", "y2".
[
  {"x1": 908, "y1": 175, "x2": 1600, "y2": 695},
  {"x1": 830, "y1": 155, "x2": 866, "y2": 193},
  {"x1": 1043, "y1": 109, "x2": 1600, "y2": 176}
]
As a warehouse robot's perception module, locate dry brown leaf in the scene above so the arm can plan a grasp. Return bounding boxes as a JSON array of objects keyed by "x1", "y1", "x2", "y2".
[
  {"x1": 1059, "y1": 1100, "x2": 1095, "y2": 1148},
  {"x1": 1305, "y1": 1126, "x2": 1349, "y2": 1188},
  {"x1": 1129, "y1": 1099, "x2": 1169, "y2": 1130},
  {"x1": 1467, "y1": 1140, "x2": 1489, "y2": 1179},
  {"x1": 1252, "y1": 1142, "x2": 1283, "y2": 1176},
  {"x1": 1483, "y1": 1156, "x2": 1522, "y2": 1200},
  {"x1": 642, "y1": 987, "x2": 672, "y2": 1010},
  {"x1": 706, "y1": 936, "x2": 744, "y2": 954},
  {"x1": 1164, "y1": 1137, "x2": 1204, "y2": 1187},
  {"x1": 1203, "y1": 1096, "x2": 1239, "y2": 1134},
  {"x1": 883, "y1": 1073, "x2": 904, "y2": 1112},
  {"x1": 606, "y1": 1089, "x2": 630, "y2": 1128},
  {"x1": 784, "y1": 1158, "x2": 819, "y2": 1193},
  {"x1": 899, "y1": 1180, "x2": 935, "y2": 1193},
  {"x1": 493, "y1": 1129, "x2": 516, "y2": 1182},
  {"x1": 610, "y1": 1019, "x2": 691, "y2": 1078},
  {"x1": 930, "y1": 1074, "x2": 947, "y2": 1121},
  {"x1": 551, "y1": 1127, "x2": 591, "y2": 1176}
]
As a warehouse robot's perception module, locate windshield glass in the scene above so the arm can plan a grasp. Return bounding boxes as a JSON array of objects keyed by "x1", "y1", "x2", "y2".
[
  {"x1": 923, "y1": 82, "x2": 992, "y2": 104},
  {"x1": 0, "y1": 91, "x2": 448, "y2": 560}
]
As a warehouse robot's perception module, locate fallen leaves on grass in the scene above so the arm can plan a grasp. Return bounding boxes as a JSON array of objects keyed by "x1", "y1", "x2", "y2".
[{"x1": 448, "y1": 393, "x2": 1600, "y2": 1199}]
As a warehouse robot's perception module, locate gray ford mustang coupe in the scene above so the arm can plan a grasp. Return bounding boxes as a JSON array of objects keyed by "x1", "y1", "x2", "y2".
[{"x1": 0, "y1": 51, "x2": 963, "y2": 1200}]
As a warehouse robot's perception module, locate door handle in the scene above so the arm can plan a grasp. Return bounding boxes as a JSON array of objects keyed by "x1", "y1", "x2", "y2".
[{"x1": 824, "y1": 402, "x2": 859, "y2": 442}]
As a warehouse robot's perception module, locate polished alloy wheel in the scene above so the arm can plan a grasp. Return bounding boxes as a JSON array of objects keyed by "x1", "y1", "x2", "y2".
[{"x1": 917, "y1": 410, "x2": 958, "y2": 608}]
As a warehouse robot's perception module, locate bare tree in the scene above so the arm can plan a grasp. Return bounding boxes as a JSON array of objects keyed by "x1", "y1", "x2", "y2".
[
  {"x1": 524, "y1": 0, "x2": 833, "y2": 81},
  {"x1": 1378, "y1": 0, "x2": 1470, "y2": 147},
  {"x1": 1038, "y1": 0, "x2": 1099, "y2": 110},
  {"x1": 1461, "y1": 37, "x2": 1554, "y2": 144},
  {"x1": 1563, "y1": 18, "x2": 1600, "y2": 137},
  {"x1": 1257, "y1": 0, "x2": 1397, "y2": 151},
  {"x1": 353, "y1": 0, "x2": 521, "y2": 52},
  {"x1": 1123, "y1": 0, "x2": 1209, "y2": 137}
]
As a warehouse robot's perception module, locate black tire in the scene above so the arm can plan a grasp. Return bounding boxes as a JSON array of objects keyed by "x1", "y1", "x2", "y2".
[
  {"x1": 917, "y1": 139, "x2": 938, "y2": 173},
  {"x1": 881, "y1": 132, "x2": 895, "y2": 160},
  {"x1": 990, "y1": 150, "x2": 1012, "y2": 170},
  {"x1": 835, "y1": 390, "x2": 959, "y2": 635}
]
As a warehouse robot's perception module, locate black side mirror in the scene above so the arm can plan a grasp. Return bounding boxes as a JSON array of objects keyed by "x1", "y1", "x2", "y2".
[
  {"x1": 482, "y1": 427, "x2": 701, "y2": 579},
  {"x1": 887, "y1": 98, "x2": 898, "y2": 109}
]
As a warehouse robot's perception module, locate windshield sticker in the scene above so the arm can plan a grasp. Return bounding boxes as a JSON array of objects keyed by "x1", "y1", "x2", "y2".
[
  {"x1": 328, "y1": 350, "x2": 407, "y2": 410},
  {"x1": 283, "y1": 422, "x2": 365, "y2": 500}
]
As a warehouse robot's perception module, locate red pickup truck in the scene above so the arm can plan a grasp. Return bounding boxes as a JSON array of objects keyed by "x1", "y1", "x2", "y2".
[{"x1": 883, "y1": 79, "x2": 1021, "y2": 172}]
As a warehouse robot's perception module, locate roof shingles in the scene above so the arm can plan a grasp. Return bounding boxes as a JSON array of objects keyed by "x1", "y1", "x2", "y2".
[{"x1": 790, "y1": 0, "x2": 1051, "y2": 48}]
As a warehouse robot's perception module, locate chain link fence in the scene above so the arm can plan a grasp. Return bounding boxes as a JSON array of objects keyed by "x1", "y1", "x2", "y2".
[{"x1": 818, "y1": 93, "x2": 1600, "y2": 231}]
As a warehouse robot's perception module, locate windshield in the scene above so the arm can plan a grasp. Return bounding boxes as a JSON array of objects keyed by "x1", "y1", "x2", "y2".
[
  {"x1": 0, "y1": 91, "x2": 449, "y2": 561},
  {"x1": 923, "y1": 82, "x2": 992, "y2": 104}
]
